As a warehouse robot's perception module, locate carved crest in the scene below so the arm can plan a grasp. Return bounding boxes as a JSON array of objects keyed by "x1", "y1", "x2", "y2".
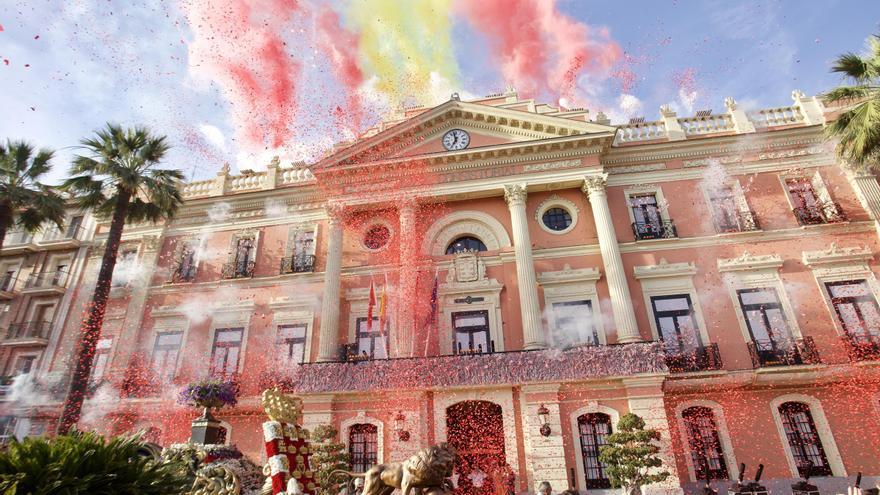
[{"x1": 451, "y1": 253, "x2": 486, "y2": 283}]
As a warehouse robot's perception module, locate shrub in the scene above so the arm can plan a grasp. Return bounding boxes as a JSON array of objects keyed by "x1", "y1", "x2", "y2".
[{"x1": 0, "y1": 430, "x2": 190, "y2": 495}]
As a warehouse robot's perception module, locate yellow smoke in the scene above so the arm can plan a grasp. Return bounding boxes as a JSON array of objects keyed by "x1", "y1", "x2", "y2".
[{"x1": 347, "y1": 0, "x2": 459, "y2": 107}]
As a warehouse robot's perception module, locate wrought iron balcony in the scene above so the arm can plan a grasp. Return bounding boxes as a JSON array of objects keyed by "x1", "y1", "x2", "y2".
[
  {"x1": 792, "y1": 202, "x2": 847, "y2": 225},
  {"x1": 714, "y1": 210, "x2": 760, "y2": 233},
  {"x1": 0, "y1": 273, "x2": 17, "y2": 297},
  {"x1": 25, "y1": 270, "x2": 67, "y2": 288},
  {"x1": 840, "y1": 333, "x2": 880, "y2": 362},
  {"x1": 4, "y1": 230, "x2": 33, "y2": 246},
  {"x1": 23, "y1": 270, "x2": 69, "y2": 291},
  {"x1": 5, "y1": 321, "x2": 52, "y2": 341},
  {"x1": 220, "y1": 260, "x2": 255, "y2": 279},
  {"x1": 747, "y1": 337, "x2": 821, "y2": 368},
  {"x1": 453, "y1": 340, "x2": 496, "y2": 356},
  {"x1": 40, "y1": 224, "x2": 85, "y2": 244},
  {"x1": 170, "y1": 262, "x2": 197, "y2": 283},
  {"x1": 280, "y1": 254, "x2": 316, "y2": 274},
  {"x1": 631, "y1": 220, "x2": 677, "y2": 240},
  {"x1": 664, "y1": 343, "x2": 722, "y2": 373}
]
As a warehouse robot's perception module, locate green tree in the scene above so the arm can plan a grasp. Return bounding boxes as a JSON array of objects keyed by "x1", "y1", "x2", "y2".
[
  {"x1": 824, "y1": 34, "x2": 880, "y2": 171},
  {"x1": 0, "y1": 430, "x2": 189, "y2": 494},
  {"x1": 0, "y1": 140, "x2": 65, "y2": 252},
  {"x1": 310, "y1": 424, "x2": 351, "y2": 494},
  {"x1": 57, "y1": 124, "x2": 184, "y2": 434},
  {"x1": 598, "y1": 413, "x2": 670, "y2": 495}
]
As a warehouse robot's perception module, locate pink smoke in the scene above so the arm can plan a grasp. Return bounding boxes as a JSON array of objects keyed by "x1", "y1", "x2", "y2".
[
  {"x1": 456, "y1": 0, "x2": 622, "y2": 105},
  {"x1": 183, "y1": 0, "x2": 301, "y2": 151},
  {"x1": 314, "y1": 5, "x2": 364, "y2": 133}
]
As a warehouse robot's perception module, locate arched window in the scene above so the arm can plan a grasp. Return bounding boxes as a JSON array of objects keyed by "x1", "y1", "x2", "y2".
[
  {"x1": 349, "y1": 423, "x2": 378, "y2": 473},
  {"x1": 682, "y1": 406, "x2": 728, "y2": 480},
  {"x1": 577, "y1": 413, "x2": 612, "y2": 488},
  {"x1": 778, "y1": 402, "x2": 832, "y2": 477},
  {"x1": 445, "y1": 236, "x2": 487, "y2": 255}
]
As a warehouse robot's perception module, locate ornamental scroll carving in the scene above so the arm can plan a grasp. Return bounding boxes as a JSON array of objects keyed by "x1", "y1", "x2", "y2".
[{"x1": 581, "y1": 174, "x2": 608, "y2": 196}]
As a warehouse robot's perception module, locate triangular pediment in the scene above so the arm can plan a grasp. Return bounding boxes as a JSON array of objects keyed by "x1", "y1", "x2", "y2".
[{"x1": 317, "y1": 98, "x2": 616, "y2": 168}]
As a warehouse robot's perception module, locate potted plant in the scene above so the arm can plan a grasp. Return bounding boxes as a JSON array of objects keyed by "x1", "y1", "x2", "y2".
[{"x1": 178, "y1": 378, "x2": 239, "y2": 445}]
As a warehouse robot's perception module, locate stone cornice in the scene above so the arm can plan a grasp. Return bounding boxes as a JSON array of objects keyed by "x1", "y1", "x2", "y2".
[
  {"x1": 537, "y1": 265, "x2": 601, "y2": 285},
  {"x1": 717, "y1": 252, "x2": 784, "y2": 272},
  {"x1": 633, "y1": 259, "x2": 697, "y2": 279},
  {"x1": 802, "y1": 243, "x2": 874, "y2": 267}
]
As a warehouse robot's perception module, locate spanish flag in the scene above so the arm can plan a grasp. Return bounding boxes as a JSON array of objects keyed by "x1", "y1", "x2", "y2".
[{"x1": 366, "y1": 281, "x2": 376, "y2": 331}]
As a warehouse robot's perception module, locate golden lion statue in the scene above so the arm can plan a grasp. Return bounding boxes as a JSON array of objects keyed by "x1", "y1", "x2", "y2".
[{"x1": 332, "y1": 443, "x2": 455, "y2": 495}]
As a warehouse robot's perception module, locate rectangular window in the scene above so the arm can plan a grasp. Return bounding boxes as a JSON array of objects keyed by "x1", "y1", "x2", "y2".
[
  {"x1": 112, "y1": 249, "x2": 138, "y2": 287},
  {"x1": 737, "y1": 288, "x2": 793, "y2": 346},
  {"x1": 629, "y1": 194, "x2": 661, "y2": 229},
  {"x1": 779, "y1": 402, "x2": 832, "y2": 477},
  {"x1": 173, "y1": 242, "x2": 198, "y2": 282},
  {"x1": 826, "y1": 280, "x2": 880, "y2": 338},
  {"x1": 90, "y1": 338, "x2": 113, "y2": 384},
  {"x1": 551, "y1": 300, "x2": 598, "y2": 346},
  {"x1": 650, "y1": 295, "x2": 701, "y2": 353},
  {"x1": 452, "y1": 310, "x2": 492, "y2": 354},
  {"x1": 293, "y1": 231, "x2": 315, "y2": 257},
  {"x1": 67, "y1": 215, "x2": 84, "y2": 237},
  {"x1": 709, "y1": 186, "x2": 741, "y2": 232},
  {"x1": 348, "y1": 424, "x2": 378, "y2": 473},
  {"x1": 210, "y1": 328, "x2": 244, "y2": 378},
  {"x1": 151, "y1": 331, "x2": 183, "y2": 381},
  {"x1": 0, "y1": 270, "x2": 15, "y2": 292},
  {"x1": 14, "y1": 355, "x2": 36, "y2": 375},
  {"x1": 578, "y1": 413, "x2": 612, "y2": 488},
  {"x1": 355, "y1": 317, "x2": 387, "y2": 360},
  {"x1": 277, "y1": 324, "x2": 307, "y2": 364},
  {"x1": 786, "y1": 178, "x2": 824, "y2": 225},
  {"x1": 235, "y1": 237, "x2": 255, "y2": 266}
]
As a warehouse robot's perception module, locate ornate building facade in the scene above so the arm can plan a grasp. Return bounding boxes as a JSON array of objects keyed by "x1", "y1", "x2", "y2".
[{"x1": 5, "y1": 89, "x2": 880, "y2": 494}]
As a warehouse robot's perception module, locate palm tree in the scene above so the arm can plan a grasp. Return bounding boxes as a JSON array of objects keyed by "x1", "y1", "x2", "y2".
[
  {"x1": 824, "y1": 34, "x2": 880, "y2": 171},
  {"x1": 0, "y1": 140, "x2": 66, "y2": 251},
  {"x1": 57, "y1": 124, "x2": 183, "y2": 434}
]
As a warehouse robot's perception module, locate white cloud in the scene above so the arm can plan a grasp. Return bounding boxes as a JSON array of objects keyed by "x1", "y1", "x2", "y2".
[
  {"x1": 198, "y1": 123, "x2": 227, "y2": 152},
  {"x1": 617, "y1": 93, "x2": 643, "y2": 116}
]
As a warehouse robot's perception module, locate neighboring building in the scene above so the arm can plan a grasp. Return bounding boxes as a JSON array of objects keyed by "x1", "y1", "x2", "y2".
[
  {"x1": 0, "y1": 208, "x2": 96, "y2": 438},
  {"x1": 17, "y1": 89, "x2": 880, "y2": 494}
]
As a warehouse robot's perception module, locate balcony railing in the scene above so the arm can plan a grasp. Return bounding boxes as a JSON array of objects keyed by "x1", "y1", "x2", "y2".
[
  {"x1": 714, "y1": 210, "x2": 760, "y2": 233},
  {"x1": 453, "y1": 340, "x2": 496, "y2": 356},
  {"x1": 841, "y1": 333, "x2": 880, "y2": 362},
  {"x1": 792, "y1": 202, "x2": 847, "y2": 226},
  {"x1": 5, "y1": 321, "x2": 52, "y2": 341},
  {"x1": 170, "y1": 263, "x2": 197, "y2": 283},
  {"x1": 221, "y1": 260, "x2": 255, "y2": 279},
  {"x1": 0, "y1": 273, "x2": 17, "y2": 293},
  {"x1": 664, "y1": 343, "x2": 723, "y2": 373},
  {"x1": 280, "y1": 254, "x2": 316, "y2": 274},
  {"x1": 40, "y1": 224, "x2": 85, "y2": 243},
  {"x1": 24, "y1": 270, "x2": 69, "y2": 290},
  {"x1": 4, "y1": 230, "x2": 33, "y2": 246},
  {"x1": 747, "y1": 337, "x2": 821, "y2": 368},
  {"x1": 632, "y1": 220, "x2": 677, "y2": 240}
]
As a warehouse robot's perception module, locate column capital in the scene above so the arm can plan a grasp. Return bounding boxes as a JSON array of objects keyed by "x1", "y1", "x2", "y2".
[
  {"x1": 324, "y1": 202, "x2": 347, "y2": 223},
  {"x1": 581, "y1": 174, "x2": 608, "y2": 196},
  {"x1": 503, "y1": 183, "x2": 528, "y2": 207}
]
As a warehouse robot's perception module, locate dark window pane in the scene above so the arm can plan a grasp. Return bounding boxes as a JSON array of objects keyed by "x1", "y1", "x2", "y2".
[
  {"x1": 542, "y1": 207, "x2": 572, "y2": 231},
  {"x1": 446, "y1": 236, "x2": 487, "y2": 254}
]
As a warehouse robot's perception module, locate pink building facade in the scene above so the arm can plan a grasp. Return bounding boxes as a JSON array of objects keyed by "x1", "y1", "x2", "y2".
[{"x1": 6, "y1": 89, "x2": 880, "y2": 494}]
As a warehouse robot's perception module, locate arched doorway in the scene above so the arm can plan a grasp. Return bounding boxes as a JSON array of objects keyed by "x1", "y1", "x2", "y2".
[{"x1": 446, "y1": 401, "x2": 508, "y2": 495}]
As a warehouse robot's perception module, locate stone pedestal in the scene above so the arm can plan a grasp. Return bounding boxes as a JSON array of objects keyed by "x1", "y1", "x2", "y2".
[{"x1": 191, "y1": 407, "x2": 224, "y2": 445}]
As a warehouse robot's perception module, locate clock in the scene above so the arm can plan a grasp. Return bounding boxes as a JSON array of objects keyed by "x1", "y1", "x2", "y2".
[{"x1": 442, "y1": 129, "x2": 470, "y2": 151}]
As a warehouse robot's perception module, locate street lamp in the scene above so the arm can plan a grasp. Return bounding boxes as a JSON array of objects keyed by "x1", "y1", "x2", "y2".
[
  {"x1": 537, "y1": 404, "x2": 551, "y2": 437},
  {"x1": 394, "y1": 411, "x2": 410, "y2": 441}
]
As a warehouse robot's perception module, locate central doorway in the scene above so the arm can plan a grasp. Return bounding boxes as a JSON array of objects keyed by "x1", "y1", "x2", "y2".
[{"x1": 446, "y1": 400, "x2": 508, "y2": 495}]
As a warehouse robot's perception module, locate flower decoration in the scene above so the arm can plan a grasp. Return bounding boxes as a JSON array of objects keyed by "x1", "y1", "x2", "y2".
[{"x1": 178, "y1": 378, "x2": 239, "y2": 409}]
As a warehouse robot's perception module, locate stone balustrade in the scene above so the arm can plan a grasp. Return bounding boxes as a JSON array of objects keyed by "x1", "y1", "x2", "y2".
[
  {"x1": 614, "y1": 120, "x2": 667, "y2": 144},
  {"x1": 179, "y1": 162, "x2": 316, "y2": 199},
  {"x1": 678, "y1": 113, "x2": 735, "y2": 135},
  {"x1": 749, "y1": 105, "x2": 805, "y2": 128}
]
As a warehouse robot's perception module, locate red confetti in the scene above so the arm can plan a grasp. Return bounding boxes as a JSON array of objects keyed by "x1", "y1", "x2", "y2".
[
  {"x1": 34, "y1": 35, "x2": 39, "y2": 40},
  {"x1": 2, "y1": 59, "x2": 8, "y2": 66}
]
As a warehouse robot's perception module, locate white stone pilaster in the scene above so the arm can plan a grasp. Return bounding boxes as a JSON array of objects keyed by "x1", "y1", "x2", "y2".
[
  {"x1": 724, "y1": 97, "x2": 756, "y2": 134},
  {"x1": 317, "y1": 206, "x2": 345, "y2": 362},
  {"x1": 582, "y1": 175, "x2": 642, "y2": 343},
  {"x1": 520, "y1": 385, "x2": 568, "y2": 493},
  {"x1": 504, "y1": 184, "x2": 546, "y2": 350},
  {"x1": 846, "y1": 171, "x2": 880, "y2": 240},
  {"x1": 659, "y1": 105, "x2": 686, "y2": 141},
  {"x1": 624, "y1": 377, "x2": 682, "y2": 495}
]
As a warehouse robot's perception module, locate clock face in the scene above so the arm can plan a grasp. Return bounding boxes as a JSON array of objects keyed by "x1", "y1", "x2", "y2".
[{"x1": 442, "y1": 129, "x2": 470, "y2": 151}]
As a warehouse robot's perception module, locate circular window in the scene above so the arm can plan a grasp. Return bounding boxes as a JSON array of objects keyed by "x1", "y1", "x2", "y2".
[
  {"x1": 363, "y1": 225, "x2": 391, "y2": 250},
  {"x1": 542, "y1": 207, "x2": 572, "y2": 231},
  {"x1": 445, "y1": 236, "x2": 487, "y2": 255}
]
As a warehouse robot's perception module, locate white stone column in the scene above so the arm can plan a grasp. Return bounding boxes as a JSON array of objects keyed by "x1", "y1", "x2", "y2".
[
  {"x1": 504, "y1": 184, "x2": 546, "y2": 350},
  {"x1": 317, "y1": 206, "x2": 345, "y2": 362},
  {"x1": 397, "y1": 201, "x2": 417, "y2": 357},
  {"x1": 846, "y1": 170, "x2": 880, "y2": 240},
  {"x1": 582, "y1": 175, "x2": 642, "y2": 343}
]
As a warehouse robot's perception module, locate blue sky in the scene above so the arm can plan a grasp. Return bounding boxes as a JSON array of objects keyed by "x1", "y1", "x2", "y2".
[{"x1": 1, "y1": 1, "x2": 878, "y2": 184}]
